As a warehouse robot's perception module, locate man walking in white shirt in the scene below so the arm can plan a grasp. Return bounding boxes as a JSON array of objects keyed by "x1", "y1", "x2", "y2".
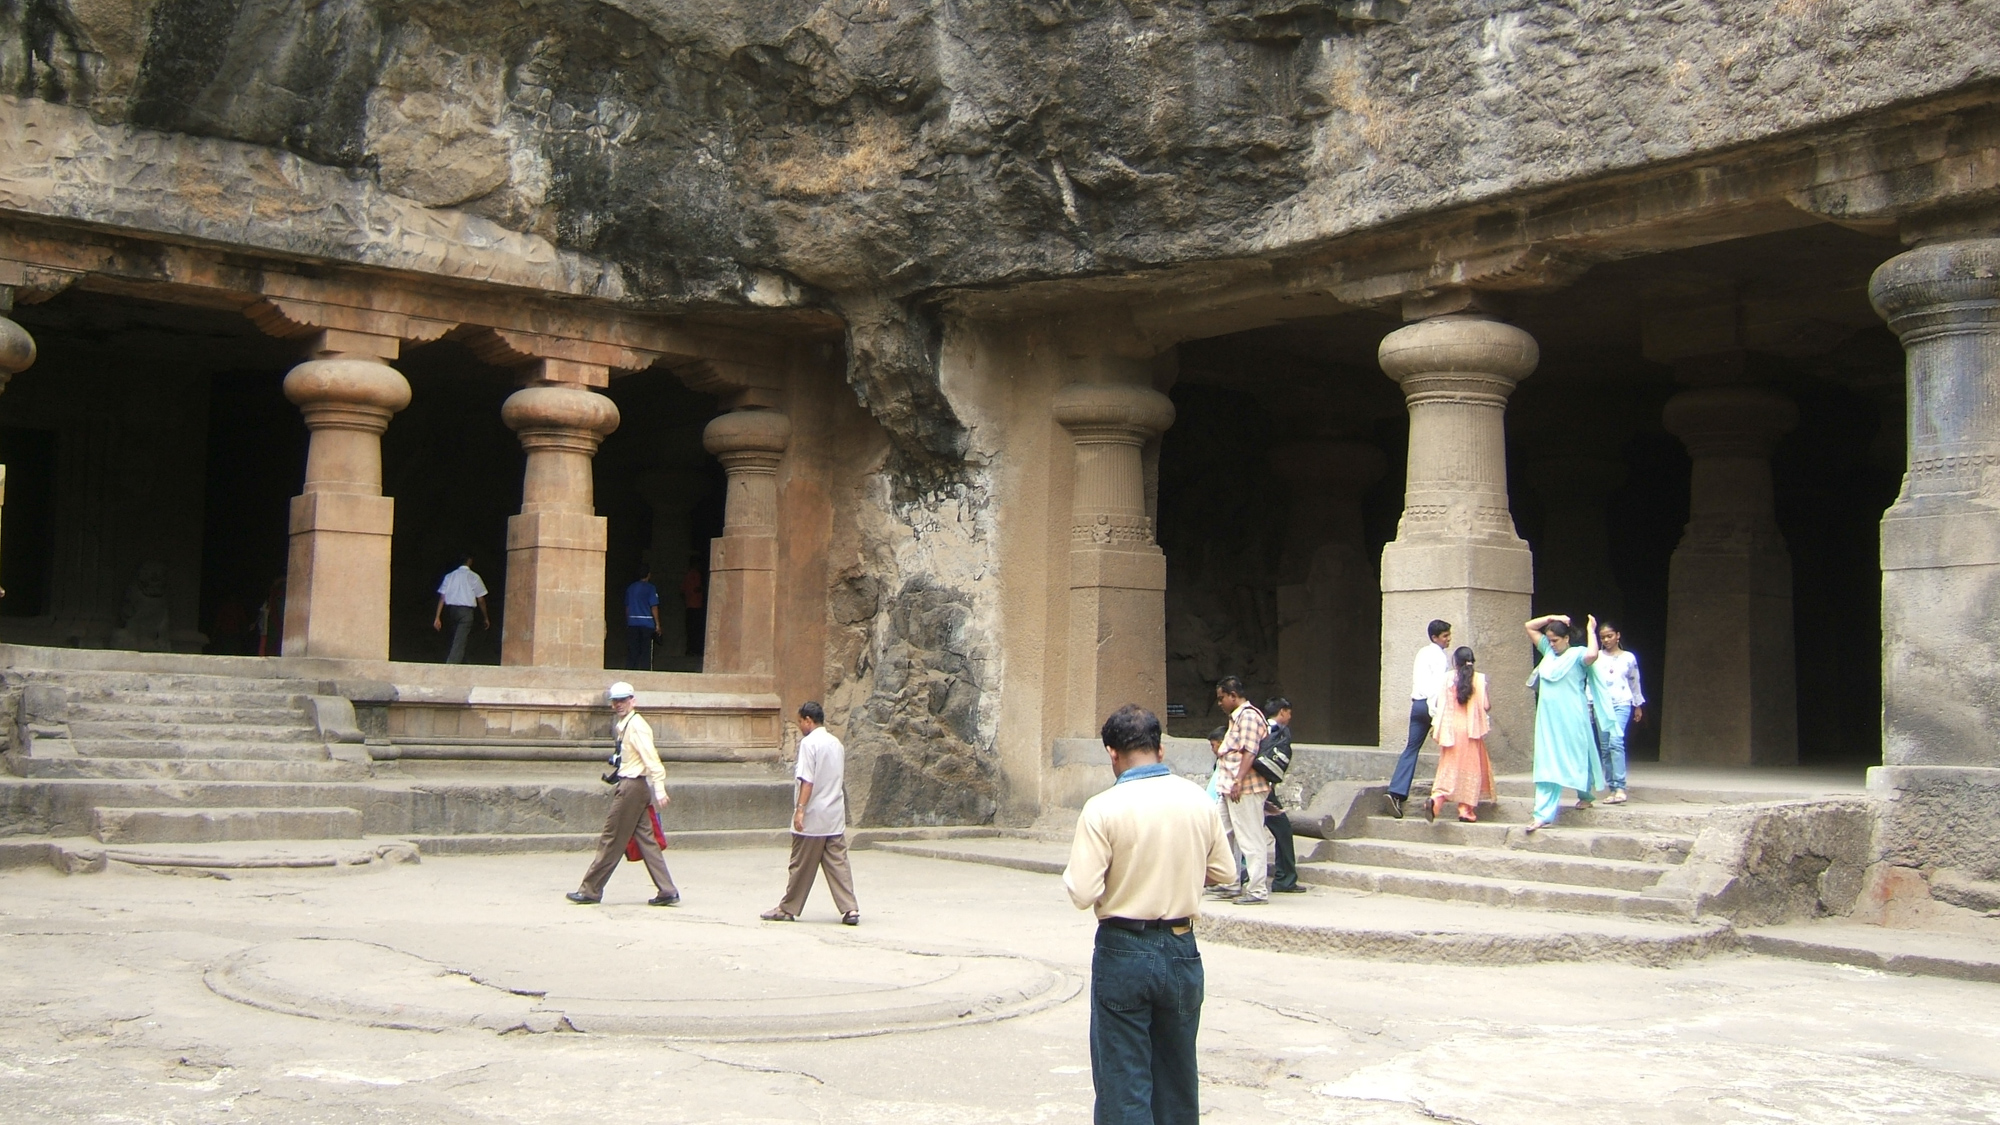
[
  {"x1": 1064, "y1": 703, "x2": 1234, "y2": 1124},
  {"x1": 568, "y1": 682, "x2": 679, "y2": 906},
  {"x1": 761, "y1": 702, "x2": 860, "y2": 924},
  {"x1": 432, "y1": 555, "x2": 490, "y2": 665},
  {"x1": 1387, "y1": 619, "x2": 1453, "y2": 818}
]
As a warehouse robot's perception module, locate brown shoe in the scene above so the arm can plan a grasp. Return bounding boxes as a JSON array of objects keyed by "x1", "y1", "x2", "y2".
[{"x1": 759, "y1": 907, "x2": 797, "y2": 922}]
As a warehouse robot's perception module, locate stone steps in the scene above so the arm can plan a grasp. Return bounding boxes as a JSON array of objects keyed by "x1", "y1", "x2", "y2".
[
  {"x1": 62, "y1": 702, "x2": 309, "y2": 725},
  {"x1": 1295, "y1": 861, "x2": 1694, "y2": 920},
  {"x1": 68, "y1": 740, "x2": 335, "y2": 761},
  {"x1": 92, "y1": 805, "x2": 364, "y2": 845},
  {"x1": 69, "y1": 721, "x2": 321, "y2": 743},
  {"x1": 7, "y1": 755, "x2": 367, "y2": 782},
  {"x1": 1324, "y1": 838, "x2": 1671, "y2": 892},
  {"x1": 1356, "y1": 816, "x2": 1696, "y2": 864}
]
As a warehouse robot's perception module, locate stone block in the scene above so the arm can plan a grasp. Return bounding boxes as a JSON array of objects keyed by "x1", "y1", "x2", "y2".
[{"x1": 91, "y1": 806, "x2": 366, "y2": 845}]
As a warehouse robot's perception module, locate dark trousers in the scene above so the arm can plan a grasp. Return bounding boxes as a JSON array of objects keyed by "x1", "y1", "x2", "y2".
[
  {"x1": 1265, "y1": 801, "x2": 1298, "y2": 890},
  {"x1": 778, "y1": 832, "x2": 858, "y2": 916},
  {"x1": 1090, "y1": 922, "x2": 1203, "y2": 1125},
  {"x1": 1389, "y1": 698, "x2": 1431, "y2": 799},
  {"x1": 626, "y1": 625, "x2": 655, "y2": 671},
  {"x1": 577, "y1": 778, "x2": 677, "y2": 900},
  {"x1": 443, "y1": 605, "x2": 476, "y2": 664}
]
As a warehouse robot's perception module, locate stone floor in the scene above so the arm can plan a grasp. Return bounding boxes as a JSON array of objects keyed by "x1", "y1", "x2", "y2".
[{"x1": 3, "y1": 848, "x2": 1999, "y2": 1124}]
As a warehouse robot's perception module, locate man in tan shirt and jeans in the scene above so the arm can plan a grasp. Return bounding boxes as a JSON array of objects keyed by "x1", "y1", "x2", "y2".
[{"x1": 1063, "y1": 704, "x2": 1233, "y2": 1125}]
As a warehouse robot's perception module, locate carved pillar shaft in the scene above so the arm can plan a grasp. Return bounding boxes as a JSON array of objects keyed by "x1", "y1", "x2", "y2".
[
  {"x1": 701, "y1": 409, "x2": 790, "y2": 676},
  {"x1": 1273, "y1": 441, "x2": 1385, "y2": 745},
  {"x1": 1054, "y1": 378, "x2": 1176, "y2": 735},
  {"x1": 1658, "y1": 386, "x2": 1798, "y2": 766},
  {"x1": 280, "y1": 333, "x2": 411, "y2": 659},
  {"x1": 1377, "y1": 312, "x2": 1537, "y2": 768},
  {"x1": 501, "y1": 382, "x2": 620, "y2": 668},
  {"x1": 1871, "y1": 240, "x2": 2000, "y2": 771}
]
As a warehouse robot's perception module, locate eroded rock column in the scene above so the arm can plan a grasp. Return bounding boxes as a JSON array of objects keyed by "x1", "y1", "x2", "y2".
[
  {"x1": 280, "y1": 332, "x2": 411, "y2": 659},
  {"x1": 1377, "y1": 305, "x2": 1537, "y2": 768},
  {"x1": 501, "y1": 382, "x2": 619, "y2": 667},
  {"x1": 1869, "y1": 239, "x2": 2000, "y2": 881},
  {"x1": 701, "y1": 408, "x2": 791, "y2": 676},
  {"x1": 1658, "y1": 387, "x2": 1798, "y2": 766},
  {"x1": 1273, "y1": 440, "x2": 1385, "y2": 745},
  {"x1": 1053, "y1": 377, "x2": 1176, "y2": 734}
]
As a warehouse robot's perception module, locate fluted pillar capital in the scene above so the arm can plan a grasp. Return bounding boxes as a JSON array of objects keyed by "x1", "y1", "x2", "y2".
[
  {"x1": 1869, "y1": 238, "x2": 2000, "y2": 341},
  {"x1": 1378, "y1": 314, "x2": 1539, "y2": 406},
  {"x1": 1663, "y1": 386, "x2": 1797, "y2": 460},
  {"x1": 702, "y1": 408, "x2": 792, "y2": 473},
  {"x1": 1052, "y1": 381, "x2": 1176, "y2": 443},
  {"x1": 503, "y1": 383, "x2": 620, "y2": 457},
  {"x1": 284, "y1": 357, "x2": 412, "y2": 437}
]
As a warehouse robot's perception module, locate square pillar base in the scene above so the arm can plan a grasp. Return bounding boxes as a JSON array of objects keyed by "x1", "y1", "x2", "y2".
[
  {"x1": 704, "y1": 532, "x2": 777, "y2": 676},
  {"x1": 1379, "y1": 539, "x2": 1534, "y2": 772},
  {"x1": 1066, "y1": 545, "x2": 1168, "y2": 736},
  {"x1": 1660, "y1": 547, "x2": 1797, "y2": 767},
  {"x1": 502, "y1": 510, "x2": 609, "y2": 668},
  {"x1": 1868, "y1": 765, "x2": 2000, "y2": 882},
  {"x1": 1882, "y1": 507, "x2": 2000, "y2": 768},
  {"x1": 282, "y1": 491, "x2": 394, "y2": 660}
]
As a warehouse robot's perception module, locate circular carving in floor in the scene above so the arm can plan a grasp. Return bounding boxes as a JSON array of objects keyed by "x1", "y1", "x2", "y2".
[{"x1": 207, "y1": 933, "x2": 1078, "y2": 1041}]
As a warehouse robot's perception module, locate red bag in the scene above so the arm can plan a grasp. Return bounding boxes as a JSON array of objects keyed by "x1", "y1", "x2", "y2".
[{"x1": 623, "y1": 805, "x2": 668, "y2": 861}]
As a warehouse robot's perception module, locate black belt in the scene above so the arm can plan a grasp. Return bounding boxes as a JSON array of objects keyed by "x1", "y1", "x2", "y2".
[{"x1": 1100, "y1": 917, "x2": 1190, "y2": 932}]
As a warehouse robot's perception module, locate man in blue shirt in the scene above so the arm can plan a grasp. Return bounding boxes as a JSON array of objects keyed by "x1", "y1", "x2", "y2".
[{"x1": 623, "y1": 566, "x2": 661, "y2": 671}]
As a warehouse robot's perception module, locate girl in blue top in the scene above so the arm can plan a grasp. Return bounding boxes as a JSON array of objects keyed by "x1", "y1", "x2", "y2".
[{"x1": 1522, "y1": 613, "x2": 1609, "y2": 831}]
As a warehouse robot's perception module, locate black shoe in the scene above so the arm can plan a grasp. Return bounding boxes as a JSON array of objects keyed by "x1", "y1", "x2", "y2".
[
  {"x1": 1425, "y1": 796, "x2": 1437, "y2": 823},
  {"x1": 1388, "y1": 794, "x2": 1406, "y2": 819},
  {"x1": 649, "y1": 893, "x2": 680, "y2": 907},
  {"x1": 566, "y1": 891, "x2": 600, "y2": 905},
  {"x1": 1272, "y1": 883, "x2": 1307, "y2": 894}
]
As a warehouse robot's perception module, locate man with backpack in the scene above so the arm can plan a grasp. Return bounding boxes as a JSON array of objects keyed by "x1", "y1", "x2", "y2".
[{"x1": 1258, "y1": 697, "x2": 1305, "y2": 894}]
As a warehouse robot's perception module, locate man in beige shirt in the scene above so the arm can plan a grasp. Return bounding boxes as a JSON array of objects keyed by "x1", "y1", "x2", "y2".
[
  {"x1": 568, "y1": 682, "x2": 679, "y2": 906},
  {"x1": 1063, "y1": 704, "x2": 1233, "y2": 1125}
]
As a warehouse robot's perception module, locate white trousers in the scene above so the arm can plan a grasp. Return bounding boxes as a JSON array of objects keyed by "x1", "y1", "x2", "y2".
[{"x1": 1224, "y1": 791, "x2": 1271, "y2": 897}]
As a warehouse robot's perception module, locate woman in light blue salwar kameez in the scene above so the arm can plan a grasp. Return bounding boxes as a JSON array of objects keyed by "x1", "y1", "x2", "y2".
[{"x1": 1522, "y1": 613, "x2": 1608, "y2": 831}]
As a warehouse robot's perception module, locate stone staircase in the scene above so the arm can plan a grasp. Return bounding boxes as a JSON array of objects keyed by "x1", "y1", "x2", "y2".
[
  {"x1": 0, "y1": 662, "x2": 795, "y2": 871},
  {"x1": 1298, "y1": 776, "x2": 1866, "y2": 922}
]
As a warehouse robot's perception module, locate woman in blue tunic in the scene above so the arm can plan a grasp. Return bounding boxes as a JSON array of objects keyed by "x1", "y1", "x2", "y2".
[{"x1": 1522, "y1": 613, "x2": 1607, "y2": 832}]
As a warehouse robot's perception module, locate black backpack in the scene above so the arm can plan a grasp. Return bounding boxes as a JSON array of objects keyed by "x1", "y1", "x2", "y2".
[{"x1": 1253, "y1": 723, "x2": 1292, "y2": 784}]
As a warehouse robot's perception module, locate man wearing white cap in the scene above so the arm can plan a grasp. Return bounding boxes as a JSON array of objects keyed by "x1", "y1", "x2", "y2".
[{"x1": 568, "y1": 682, "x2": 680, "y2": 906}]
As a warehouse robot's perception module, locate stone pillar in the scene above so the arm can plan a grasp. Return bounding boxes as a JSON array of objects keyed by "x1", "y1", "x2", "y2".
[
  {"x1": 501, "y1": 383, "x2": 620, "y2": 667},
  {"x1": 0, "y1": 293, "x2": 35, "y2": 597},
  {"x1": 1658, "y1": 386, "x2": 1798, "y2": 767},
  {"x1": 280, "y1": 332, "x2": 411, "y2": 659},
  {"x1": 1376, "y1": 306, "x2": 1538, "y2": 769},
  {"x1": 1526, "y1": 455, "x2": 1626, "y2": 620},
  {"x1": 1273, "y1": 440, "x2": 1385, "y2": 744},
  {"x1": 701, "y1": 408, "x2": 791, "y2": 676},
  {"x1": 1053, "y1": 378, "x2": 1177, "y2": 734},
  {"x1": 1868, "y1": 238, "x2": 2000, "y2": 882}
]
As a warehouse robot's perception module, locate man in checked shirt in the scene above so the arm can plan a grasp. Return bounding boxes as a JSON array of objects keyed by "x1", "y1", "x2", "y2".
[{"x1": 1211, "y1": 675, "x2": 1271, "y2": 905}]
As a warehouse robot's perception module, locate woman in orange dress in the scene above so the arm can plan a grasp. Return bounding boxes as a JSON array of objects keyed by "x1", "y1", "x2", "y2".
[{"x1": 1426, "y1": 646, "x2": 1494, "y2": 822}]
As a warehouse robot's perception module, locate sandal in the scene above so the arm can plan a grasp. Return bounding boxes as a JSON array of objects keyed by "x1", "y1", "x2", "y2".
[
  {"x1": 1457, "y1": 808, "x2": 1478, "y2": 822},
  {"x1": 1524, "y1": 819, "x2": 1552, "y2": 834},
  {"x1": 1574, "y1": 800, "x2": 1595, "y2": 811},
  {"x1": 758, "y1": 907, "x2": 797, "y2": 922},
  {"x1": 1605, "y1": 790, "x2": 1629, "y2": 805},
  {"x1": 842, "y1": 911, "x2": 861, "y2": 926},
  {"x1": 1426, "y1": 796, "x2": 1439, "y2": 823}
]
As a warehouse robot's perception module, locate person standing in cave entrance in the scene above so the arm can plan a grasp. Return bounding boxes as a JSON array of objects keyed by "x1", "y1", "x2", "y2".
[
  {"x1": 1260, "y1": 698, "x2": 1305, "y2": 893},
  {"x1": 681, "y1": 554, "x2": 707, "y2": 658},
  {"x1": 1213, "y1": 676, "x2": 1271, "y2": 906},
  {"x1": 623, "y1": 565, "x2": 662, "y2": 671},
  {"x1": 1593, "y1": 620, "x2": 1645, "y2": 805},
  {"x1": 432, "y1": 554, "x2": 490, "y2": 665}
]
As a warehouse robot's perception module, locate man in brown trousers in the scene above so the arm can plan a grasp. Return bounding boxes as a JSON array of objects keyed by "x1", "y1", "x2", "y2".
[
  {"x1": 760, "y1": 701, "x2": 859, "y2": 924},
  {"x1": 567, "y1": 681, "x2": 680, "y2": 906}
]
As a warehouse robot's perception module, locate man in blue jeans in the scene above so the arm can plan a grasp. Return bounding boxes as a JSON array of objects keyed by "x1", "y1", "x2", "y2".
[
  {"x1": 1386, "y1": 619, "x2": 1453, "y2": 818},
  {"x1": 1063, "y1": 704, "x2": 1234, "y2": 1125},
  {"x1": 623, "y1": 566, "x2": 662, "y2": 671}
]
